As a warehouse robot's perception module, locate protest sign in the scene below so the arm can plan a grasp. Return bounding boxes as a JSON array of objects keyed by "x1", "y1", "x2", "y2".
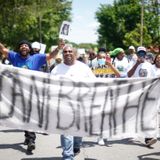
[
  {"x1": 92, "y1": 67, "x2": 115, "y2": 78},
  {"x1": 59, "y1": 21, "x2": 71, "y2": 40},
  {"x1": 0, "y1": 64, "x2": 159, "y2": 139}
]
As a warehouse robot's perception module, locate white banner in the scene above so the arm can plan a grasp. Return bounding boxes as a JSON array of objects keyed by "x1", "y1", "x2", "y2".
[{"x1": 0, "y1": 64, "x2": 160, "y2": 139}]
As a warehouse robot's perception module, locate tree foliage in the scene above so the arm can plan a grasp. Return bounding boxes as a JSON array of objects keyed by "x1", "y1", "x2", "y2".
[
  {"x1": 0, "y1": 0, "x2": 72, "y2": 50},
  {"x1": 96, "y1": 0, "x2": 160, "y2": 50},
  {"x1": 123, "y1": 23, "x2": 152, "y2": 47}
]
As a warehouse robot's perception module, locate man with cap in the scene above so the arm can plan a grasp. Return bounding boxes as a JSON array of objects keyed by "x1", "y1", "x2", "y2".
[
  {"x1": 127, "y1": 46, "x2": 157, "y2": 147},
  {"x1": 31, "y1": 41, "x2": 49, "y2": 72},
  {"x1": 31, "y1": 41, "x2": 41, "y2": 54},
  {"x1": 0, "y1": 39, "x2": 65, "y2": 153},
  {"x1": 146, "y1": 52, "x2": 155, "y2": 64},
  {"x1": 127, "y1": 46, "x2": 138, "y2": 65},
  {"x1": 128, "y1": 46, "x2": 156, "y2": 78}
]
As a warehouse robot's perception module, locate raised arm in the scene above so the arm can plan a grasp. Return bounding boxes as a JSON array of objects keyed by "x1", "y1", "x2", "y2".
[
  {"x1": 46, "y1": 39, "x2": 65, "y2": 61},
  {"x1": 106, "y1": 61, "x2": 121, "y2": 77},
  {"x1": 0, "y1": 43, "x2": 9, "y2": 58},
  {"x1": 127, "y1": 60, "x2": 141, "y2": 77}
]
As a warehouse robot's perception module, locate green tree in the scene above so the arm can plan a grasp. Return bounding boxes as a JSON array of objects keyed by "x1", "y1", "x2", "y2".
[
  {"x1": 96, "y1": 0, "x2": 140, "y2": 49},
  {"x1": 144, "y1": 0, "x2": 160, "y2": 44},
  {"x1": 0, "y1": 0, "x2": 72, "y2": 49},
  {"x1": 123, "y1": 23, "x2": 152, "y2": 47},
  {"x1": 96, "y1": 0, "x2": 159, "y2": 49}
]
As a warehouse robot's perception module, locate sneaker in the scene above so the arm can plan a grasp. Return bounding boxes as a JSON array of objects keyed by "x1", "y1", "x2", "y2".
[
  {"x1": 27, "y1": 141, "x2": 35, "y2": 152},
  {"x1": 74, "y1": 148, "x2": 80, "y2": 156},
  {"x1": 97, "y1": 138, "x2": 105, "y2": 146},
  {"x1": 145, "y1": 138, "x2": 157, "y2": 147},
  {"x1": 42, "y1": 133, "x2": 48, "y2": 135},
  {"x1": 24, "y1": 139, "x2": 29, "y2": 145}
]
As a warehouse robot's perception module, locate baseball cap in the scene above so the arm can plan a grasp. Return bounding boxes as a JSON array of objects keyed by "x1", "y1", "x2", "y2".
[
  {"x1": 137, "y1": 46, "x2": 147, "y2": 57},
  {"x1": 32, "y1": 41, "x2": 41, "y2": 50},
  {"x1": 129, "y1": 46, "x2": 135, "y2": 50},
  {"x1": 98, "y1": 47, "x2": 106, "y2": 53},
  {"x1": 137, "y1": 46, "x2": 146, "y2": 53},
  {"x1": 129, "y1": 46, "x2": 135, "y2": 52},
  {"x1": 146, "y1": 52, "x2": 155, "y2": 60},
  {"x1": 18, "y1": 40, "x2": 32, "y2": 50}
]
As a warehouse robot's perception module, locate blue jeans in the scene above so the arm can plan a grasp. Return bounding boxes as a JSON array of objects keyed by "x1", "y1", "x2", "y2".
[{"x1": 61, "y1": 135, "x2": 82, "y2": 160}]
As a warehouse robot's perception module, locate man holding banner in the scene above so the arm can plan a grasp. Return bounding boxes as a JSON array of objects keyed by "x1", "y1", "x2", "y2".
[
  {"x1": 51, "y1": 44, "x2": 95, "y2": 160},
  {"x1": 0, "y1": 39, "x2": 65, "y2": 153},
  {"x1": 128, "y1": 46, "x2": 157, "y2": 147}
]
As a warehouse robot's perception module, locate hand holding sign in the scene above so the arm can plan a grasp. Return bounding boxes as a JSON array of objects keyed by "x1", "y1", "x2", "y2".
[{"x1": 57, "y1": 39, "x2": 65, "y2": 50}]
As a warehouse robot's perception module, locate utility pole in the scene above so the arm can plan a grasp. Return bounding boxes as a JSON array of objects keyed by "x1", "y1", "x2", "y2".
[{"x1": 140, "y1": 0, "x2": 144, "y2": 46}]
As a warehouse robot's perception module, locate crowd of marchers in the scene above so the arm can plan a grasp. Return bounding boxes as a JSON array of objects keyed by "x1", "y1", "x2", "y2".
[{"x1": 0, "y1": 40, "x2": 160, "y2": 160}]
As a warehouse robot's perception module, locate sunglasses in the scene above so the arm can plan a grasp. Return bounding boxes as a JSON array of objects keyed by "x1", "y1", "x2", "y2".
[
  {"x1": 63, "y1": 50, "x2": 73, "y2": 53},
  {"x1": 137, "y1": 51, "x2": 146, "y2": 57}
]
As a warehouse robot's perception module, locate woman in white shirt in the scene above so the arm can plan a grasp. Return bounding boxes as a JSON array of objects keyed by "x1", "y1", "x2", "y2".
[
  {"x1": 152, "y1": 54, "x2": 160, "y2": 76},
  {"x1": 110, "y1": 48, "x2": 130, "y2": 78}
]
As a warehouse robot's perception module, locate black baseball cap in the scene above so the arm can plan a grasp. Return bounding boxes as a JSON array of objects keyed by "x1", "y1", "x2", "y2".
[{"x1": 18, "y1": 40, "x2": 32, "y2": 51}]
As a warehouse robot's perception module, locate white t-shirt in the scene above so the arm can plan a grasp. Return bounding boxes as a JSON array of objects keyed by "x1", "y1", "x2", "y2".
[
  {"x1": 113, "y1": 57, "x2": 130, "y2": 77},
  {"x1": 88, "y1": 58, "x2": 98, "y2": 69},
  {"x1": 132, "y1": 61, "x2": 156, "y2": 78},
  {"x1": 51, "y1": 60, "x2": 95, "y2": 78},
  {"x1": 152, "y1": 64, "x2": 160, "y2": 77}
]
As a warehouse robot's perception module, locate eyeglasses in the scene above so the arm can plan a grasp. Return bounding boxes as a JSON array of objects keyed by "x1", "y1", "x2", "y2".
[{"x1": 63, "y1": 50, "x2": 73, "y2": 53}]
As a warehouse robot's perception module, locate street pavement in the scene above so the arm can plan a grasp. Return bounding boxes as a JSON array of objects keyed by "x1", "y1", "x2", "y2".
[{"x1": 0, "y1": 126, "x2": 160, "y2": 160}]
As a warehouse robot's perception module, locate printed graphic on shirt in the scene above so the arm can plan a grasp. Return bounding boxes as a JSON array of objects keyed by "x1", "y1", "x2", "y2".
[
  {"x1": 139, "y1": 68, "x2": 148, "y2": 77},
  {"x1": 117, "y1": 65, "x2": 124, "y2": 72},
  {"x1": 17, "y1": 62, "x2": 32, "y2": 69}
]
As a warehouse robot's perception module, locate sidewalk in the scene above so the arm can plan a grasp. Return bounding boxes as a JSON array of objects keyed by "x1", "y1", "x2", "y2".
[{"x1": 0, "y1": 127, "x2": 160, "y2": 160}]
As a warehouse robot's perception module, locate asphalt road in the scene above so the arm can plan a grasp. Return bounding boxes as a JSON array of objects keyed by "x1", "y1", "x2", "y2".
[{"x1": 0, "y1": 126, "x2": 160, "y2": 160}]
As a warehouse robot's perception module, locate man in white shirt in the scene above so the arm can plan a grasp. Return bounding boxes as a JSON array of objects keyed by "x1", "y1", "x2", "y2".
[
  {"x1": 127, "y1": 46, "x2": 157, "y2": 147},
  {"x1": 128, "y1": 46, "x2": 156, "y2": 78},
  {"x1": 51, "y1": 44, "x2": 95, "y2": 160}
]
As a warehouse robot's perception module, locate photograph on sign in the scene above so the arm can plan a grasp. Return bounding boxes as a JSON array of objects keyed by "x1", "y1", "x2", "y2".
[{"x1": 59, "y1": 21, "x2": 71, "y2": 39}]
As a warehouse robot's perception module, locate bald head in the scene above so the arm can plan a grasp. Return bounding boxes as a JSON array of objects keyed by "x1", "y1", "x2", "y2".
[{"x1": 62, "y1": 44, "x2": 77, "y2": 65}]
